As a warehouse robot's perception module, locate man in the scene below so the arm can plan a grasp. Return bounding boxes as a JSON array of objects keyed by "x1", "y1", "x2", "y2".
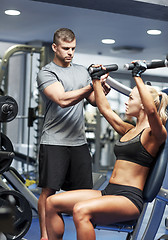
[{"x1": 37, "y1": 28, "x2": 110, "y2": 240}]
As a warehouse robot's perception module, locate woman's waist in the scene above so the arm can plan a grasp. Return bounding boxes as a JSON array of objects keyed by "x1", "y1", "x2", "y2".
[
  {"x1": 109, "y1": 160, "x2": 149, "y2": 190},
  {"x1": 109, "y1": 178, "x2": 145, "y2": 191}
]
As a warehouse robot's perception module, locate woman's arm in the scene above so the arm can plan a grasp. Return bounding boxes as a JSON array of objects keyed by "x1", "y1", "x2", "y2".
[
  {"x1": 86, "y1": 80, "x2": 111, "y2": 106},
  {"x1": 92, "y1": 79, "x2": 134, "y2": 136},
  {"x1": 132, "y1": 61, "x2": 167, "y2": 143}
]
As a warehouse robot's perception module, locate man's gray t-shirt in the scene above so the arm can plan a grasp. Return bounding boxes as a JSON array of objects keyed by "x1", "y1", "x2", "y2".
[{"x1": 37, "y1": 61, "x2": 92, "y2": 146}]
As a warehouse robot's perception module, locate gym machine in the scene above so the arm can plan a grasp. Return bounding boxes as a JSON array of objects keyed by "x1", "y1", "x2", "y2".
[
  {"x1": 0, "y1": 43, "x2": 46, "y2": 202},
  {"x1": 0, "y1": 44, "x2": 46, "y2": 177},
  {"x1": 0, "y1": 44, "x2": 45, "y2": 88}
]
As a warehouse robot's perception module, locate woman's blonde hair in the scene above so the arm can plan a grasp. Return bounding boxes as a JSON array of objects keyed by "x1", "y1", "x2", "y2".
[{"x1": 146, "y1": 85, "x2": 168, "y2": 125}]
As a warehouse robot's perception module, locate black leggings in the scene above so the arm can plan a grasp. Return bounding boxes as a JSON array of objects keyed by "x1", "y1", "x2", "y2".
[{"x1": 101, "y1": 183, "x2": 144, "y2": 213}]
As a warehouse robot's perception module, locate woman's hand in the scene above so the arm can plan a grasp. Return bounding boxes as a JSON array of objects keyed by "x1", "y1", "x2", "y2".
[
  {"x1": 101, "y1": 80, "x2": 111, "y2": 95},
  {"x1": 89, "y1": 64, "x2": 109, "y2": 80},
  {"x1": 132, "y1": 60, "x2": 147, "y2": 77},
  {"x1": 90, "y1": 65, "x2": 111, "y2": 95}
]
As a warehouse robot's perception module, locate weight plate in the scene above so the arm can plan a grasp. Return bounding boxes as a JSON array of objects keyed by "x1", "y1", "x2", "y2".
[
  {"x1": 0, "y1": 188, "x2": 32, "y2": 240},
  {"x1": 0, "y1": 133, "x2": 14, "y2": 174},
  {"x1": 0, "y1": 96, "x2": 18, "y2": 122}
]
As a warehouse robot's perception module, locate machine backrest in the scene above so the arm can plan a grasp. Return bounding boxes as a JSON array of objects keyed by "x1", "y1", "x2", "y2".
[{"x1": 143, "y1": 88, "x2": 168, "y2": 202}]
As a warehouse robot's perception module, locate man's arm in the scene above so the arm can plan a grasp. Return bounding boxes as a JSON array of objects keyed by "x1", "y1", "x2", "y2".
[{"x1": 43, "y1": 81, "x2": 93, "y2": 108}]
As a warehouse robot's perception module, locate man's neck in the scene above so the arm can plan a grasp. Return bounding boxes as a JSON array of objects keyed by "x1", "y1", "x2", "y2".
[{"x1": 53, "y1": 58, "x2": 71, "y2": 68}]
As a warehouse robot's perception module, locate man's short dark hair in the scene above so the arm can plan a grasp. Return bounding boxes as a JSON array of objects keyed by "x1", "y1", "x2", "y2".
[{"x1": 53, "y1": 28, "x2": 75, "y2": 45}]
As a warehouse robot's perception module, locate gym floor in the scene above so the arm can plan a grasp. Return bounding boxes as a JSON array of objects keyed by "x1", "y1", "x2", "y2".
[{"x1": 24, "y1": 171, "x2": 168, "y2": 240}]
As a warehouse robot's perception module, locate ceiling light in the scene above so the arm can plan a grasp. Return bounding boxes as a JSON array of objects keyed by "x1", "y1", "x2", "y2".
[
  {"x1": 147, "y1": 29, "x2": 161, "y2": 35},
  {"x1": 101, "y1": 39, "x2": 115, "y2": 44},
  {"x1": 5, "y1": 9, "x2": 21, "y2": 16}
]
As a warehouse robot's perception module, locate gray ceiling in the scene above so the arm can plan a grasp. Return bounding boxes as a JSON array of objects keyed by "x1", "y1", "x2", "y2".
[{"x1": 1, "y1": 0, "x2": 168, "y2": 68}]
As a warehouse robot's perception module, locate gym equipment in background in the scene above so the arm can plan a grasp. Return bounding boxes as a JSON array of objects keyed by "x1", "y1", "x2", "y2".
[{"x1": 0, "y1": 94, "x2": 33, "y2": 240}]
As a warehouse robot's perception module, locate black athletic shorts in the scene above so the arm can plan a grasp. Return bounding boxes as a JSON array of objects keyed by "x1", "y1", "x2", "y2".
[
  {"x1": 38, "y1": 144, "x2": 93, "y2": 191},
  {"x1": 101, "y1": 183, "x2": 144, "y2": 213}
]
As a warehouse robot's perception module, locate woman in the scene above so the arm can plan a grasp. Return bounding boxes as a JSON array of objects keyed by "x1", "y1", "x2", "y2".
[{"x1": 45, "y1": 61, "x2": 168, "y2": 240}]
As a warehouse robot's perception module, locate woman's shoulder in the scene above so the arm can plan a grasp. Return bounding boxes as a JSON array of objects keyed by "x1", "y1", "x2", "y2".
[{"x1": 143, "y1": 126, "x2": 167, "y2": 147}]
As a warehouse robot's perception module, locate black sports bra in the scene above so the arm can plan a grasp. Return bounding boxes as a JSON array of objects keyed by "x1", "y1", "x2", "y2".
[{"x1": 114, "y1": 129, "x2": 155, "y2": 168}]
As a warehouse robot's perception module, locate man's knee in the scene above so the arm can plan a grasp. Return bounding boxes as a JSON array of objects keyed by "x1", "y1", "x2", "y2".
[
  {"x1": 38, "y1": 188, "x2": 55, "y2": 207},
  {"x1": 42, "y1": 188, "x2": 55, "y2": 197},
  {"x1": 46, "y1": 195, "x2": 56, "y2": 214}
]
